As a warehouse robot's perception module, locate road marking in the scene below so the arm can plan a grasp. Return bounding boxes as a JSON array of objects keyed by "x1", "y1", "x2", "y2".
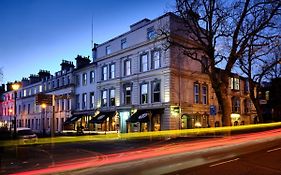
[
  {"x1": 209, "y1": 158, "x2": 239, "y2": 167},
  {"x1": 267, "y1": 147, "x2": 281, "y2": 153}
]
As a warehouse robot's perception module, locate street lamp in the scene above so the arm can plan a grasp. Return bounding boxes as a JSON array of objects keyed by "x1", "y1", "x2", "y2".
[
  {"x1": 8, "y1": 108, "x2": 13, "y2": 132},
  {"x1": 41, "y1": 103, "x2": 47, "y2": 135},
  {"x1": 12, "y1": 82, "x2": 20, "y2": 137}
]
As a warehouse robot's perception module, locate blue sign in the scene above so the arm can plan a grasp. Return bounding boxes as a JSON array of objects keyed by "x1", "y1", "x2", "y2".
[{"x1": 210, "y1": 105, "x2": 216, "y2": 116}]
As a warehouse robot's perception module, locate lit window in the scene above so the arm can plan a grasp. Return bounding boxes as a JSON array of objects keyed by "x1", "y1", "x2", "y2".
[
  {"x1": 90, "y1": 71, "x2": 95, "y2": 83},
  {"x1": 152, "y1": 81, "x2": 160, "y2": 103},
  {"x1": 194, "y1": 84, "x2": 199, "y2": 104},
  {"x1": 82, "y1": 73, "x2": 87, "y2": 85},
  {"x1": 124, "y1": 85, "x2": 131, "y2": 105},
  {"x1": 90, "y1": 92, "x2": 94, "y2": 108},
  {"x1": 102, "y1": 66, "x2": 108, "y2": 81},
  {"x1": 152, "y1": 50, "x2": 160, "y2": 69},
  {"x1": 82, "y1": 93, "x2": 87, "y2": 109},
  {"x1": 141, "y1": 83, "x2": 148, "y2": 104},
  {"x1": 109, "y1": 64, "x2": 115, "y2": 79},
  {"x1": 230, "y1": 77, "x2": 240, "y2": 90},
  {"x1": 110, "y1": 89, "x2": 115, "y2": 106},
  {"x1": 106, "y1": 45, "x2": 111, "y2": 55},
  {"x1": 140, "y1": 54, "x2": 148, "y2": 72},
  {"x1": 23, "y1": 89, "x2": 26, "y2": 97},
  {"x1": 124, "y1": 60, "x2": 131, "y2": 76},
  {"x1": 102, "y1": 90, "x2": 107, "y2": 107},
  {"x1": 121, "y1": 38, "x2": 127, "y2": 49}
]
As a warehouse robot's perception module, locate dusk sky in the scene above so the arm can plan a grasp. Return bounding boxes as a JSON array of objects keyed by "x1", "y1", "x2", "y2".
[{"x1": 0, "y1": 0, "x2": 173, "y2": 84}]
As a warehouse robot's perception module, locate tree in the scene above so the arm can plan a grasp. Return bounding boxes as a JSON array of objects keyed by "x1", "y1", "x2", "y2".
[
  {"x1": 164, "y1": 0, "x2": 281, "y2": 126},
  {"x1": 238, "y1": 36, "x2": 280, "y2": 123}
]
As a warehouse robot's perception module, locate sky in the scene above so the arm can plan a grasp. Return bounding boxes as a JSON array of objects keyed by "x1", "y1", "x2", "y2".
[{"x1": 0, "y1": 0, "x2": 173, "y2": 84}]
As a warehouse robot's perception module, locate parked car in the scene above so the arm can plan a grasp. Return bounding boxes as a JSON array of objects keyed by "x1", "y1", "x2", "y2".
[{"x1": 16, "y1": 127, "x2": 38, "y2": 144}]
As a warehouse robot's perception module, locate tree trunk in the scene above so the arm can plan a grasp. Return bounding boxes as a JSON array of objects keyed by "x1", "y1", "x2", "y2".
[
  {"x1": 249, "y1": 87, "x2": 263, "y2": 123},
  {"x1": 210, "y1": 72, "x2": 232, "y2": 126}
]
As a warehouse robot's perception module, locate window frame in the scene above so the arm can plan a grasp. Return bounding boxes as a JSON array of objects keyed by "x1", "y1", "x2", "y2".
[
  {"x1": 194, "y1": 83, "x2": 200, "y2": 104},
  {"x1": 109, "y1": 63, "x2": 115, "y2": 79},
  {"x1": 152, "y1": 80, "x2": 161, "y2": 103},
  {"x1": 109, "y1": 89, "x2": 116, "y2": 106},
  {"x1": 140, "y1": 53, "x2": 148, "y2": 72},
  {"x1": 151, "y1": 50, "x2": 160, "y2": 69},
  {"x1": 124, "y1": 84, "x2": 132, "y2": 105},
  {"x1": 140, "y1": 83, "x2": 148, "y2": 104},
  {"x1": 102, "y1": 65, "x2": 108, "y2": 81},
  {"x1": 106, "y1": 45, "x2": 111, "y2": 55},
  {"x1": 124, "y1": 59, "x2": 131, "y2": 76},
  {"x1": 101, "y1": 90, "x2": 107, "y2": 107}
]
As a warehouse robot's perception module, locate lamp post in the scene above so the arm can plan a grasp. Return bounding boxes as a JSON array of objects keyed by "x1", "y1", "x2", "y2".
[
  {"x1": 11, "y1": 83, "x2": 20, "y2": 138},
  {"x1": 41, "y1": 103, "x2": 47, "y2": 136},
  {"x1": 8, "y1": 109, "x2": 13, "y2": 133}
]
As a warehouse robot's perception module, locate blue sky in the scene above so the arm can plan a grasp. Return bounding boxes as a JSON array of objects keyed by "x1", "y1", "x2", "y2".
[{"x1": 0, "y1": 0, "x2": 173, "y2": 84}]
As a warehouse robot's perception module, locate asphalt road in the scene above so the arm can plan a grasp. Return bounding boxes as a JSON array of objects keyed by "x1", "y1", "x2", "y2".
[{"x1": 2, "y1": 129, "x2": 281, "y2": 175}]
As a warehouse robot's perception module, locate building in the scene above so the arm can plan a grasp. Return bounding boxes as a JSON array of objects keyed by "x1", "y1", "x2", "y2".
[{"x1": 0, "y1": 12, "x2": 256, "y2": 134}]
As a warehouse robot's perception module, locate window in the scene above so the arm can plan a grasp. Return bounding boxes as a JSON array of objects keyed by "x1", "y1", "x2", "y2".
[
  {"x1": 56, "y1": 100, "x2": 59, "y2": 112},
  {"x1": 110, "y1": 89, "x2": 115, "y2": 106},
  {"x1": 66, "y1": 99, "x2": 70, "y2": 110},
  {"x1": 75, "y1": 94, "x2": 80, "y2": 109},
  {"x1": 265, "y1": 91, "x2": 270, "y2": 101},
  {"x1": 194, "y1": 83, "x2": 199, "y2": 104},
  {"x1": 245, "y1": 80, "x2": 249, "y2": 93},
  {"x1": 23, "y1": 90, "x2": 26, "y2": 97},
  {"x1": 141, "y1": 83, "x2": 148, "y2": 104},
  {"x1": 109, "y1": 64, "x2": 115, "y2": 79},
  {"x1": 90, "y1": 71, "x2": 95, "y2": 83},
  {"x1": 67, "y1": 76, "x2": 71, "y2": 84},
  {"x1": 57, "y1": 79, "x2": 60, "y2": 87},
  {"x1": 232, "y1": 97, "x2": 240, "y2": 113},
  {"x1": 52, "y1": 81, "x2": 55, "y2": 89},
  {"x1": 121, "y1": 38, "x2": 127, "y2": 49},
  {"x1": 82, "y1": 73, "x2": 87, "y2": 85},
  {"x1": 124, "y1": 59, "x2": 131, "y2": 76},
  {"x1": 39, "y1": 85, "x2": 42, "y2": 92},
  {"x1": 90, "y1": 92, "x2": 95, "y2": 109},
  {"x1": 102, "y1": 90, "x2": 107, "y2": 107},
  {"x1": 202, "y1": 85, "x2": 208, "y2": 105},
  {"x1": 152, "y1": 50, "x2": 160, "y2": 69},
  {"x1": 82, "y1": 93, "x2": 87, "y2": 109},
  {"x1": 152, "y1": 81, "x2": 160, "y2": 103},
  {"x1": 244, "y1": 99, "x2": 250, "y2": 113},
  {"x1": 61, "y1": 99, "x2": 65, "y2": 111},
  {"x1": 124, "y1": 85, "x2": 131, "y2": 105},
  {"x1": 76, "y1": 75, "x2": 80, "y2": 86},
  {"x1": 230, "y1": 77, "x2": 240, "y2": 90},
  {"x1": 27, "y1": 104, "x2": 30, "y2": 114},
  {"x1": 106, "y1": 45, "x2": 111, "y2": 55},
  {"x1": 147, "y1": 26, "x2": 156, "y2": 40},
  {"x1": 102, "y1": 66, "x2": 108, "y2": 81},
  {"x1": 140, "y1": 54, "x2": 148, "y2": 72}
]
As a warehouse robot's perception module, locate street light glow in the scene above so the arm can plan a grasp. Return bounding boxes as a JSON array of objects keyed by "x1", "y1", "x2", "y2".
[
  {"x1": 11, "y1": 83, "x2": 20, "y2": 90},
  {"x1": 41, "y1": 103, "x2": 47, "y2": 109}
]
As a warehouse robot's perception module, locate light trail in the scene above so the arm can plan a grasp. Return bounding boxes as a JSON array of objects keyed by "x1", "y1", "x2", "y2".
[{"x1": 10, "y1": 128, "x2": 281, "y2": 175}]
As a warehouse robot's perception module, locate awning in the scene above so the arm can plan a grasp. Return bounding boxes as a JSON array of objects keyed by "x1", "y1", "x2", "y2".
[
  {"x1": 64, "y1": 114, "x2": 83, "y2": 125},
  {"x1": 90, "y1": 111, "x2": 116, "y2": 124},
  {"x1": 127, "y1": 108, "x2": 164, "y2": 123}
]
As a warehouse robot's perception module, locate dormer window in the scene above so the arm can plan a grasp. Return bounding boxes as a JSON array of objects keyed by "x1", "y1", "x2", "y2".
[
  {"x1": 121, "y1": 38, "x2": 127, "y2": 49},
  {"x1": 106, "y1": 45, "x2": 111, "y2": 55},
  {"x1": 147, "y1": 26, "x2": 156, "y2": 40}
]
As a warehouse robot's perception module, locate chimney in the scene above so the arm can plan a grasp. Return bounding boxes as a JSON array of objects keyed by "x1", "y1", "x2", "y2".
[
  {"x1": 29, "y1": 74, "x2": 40, "y2": 84},
  {"x1": 21, "y1": 78, "x2": 29, "y2": 87},
  {"x1": 60, "y1": 60, "x2": 74, "y2": 71},
  {"x1": 92, "y1": 43, "x2": 98, "y2": 61},
  {"x1": 75, "y1": 55, "x2": 91, "y2": 69},
  {"x1": 38, "y1": 70, "x2": 51, "y2": 80}
]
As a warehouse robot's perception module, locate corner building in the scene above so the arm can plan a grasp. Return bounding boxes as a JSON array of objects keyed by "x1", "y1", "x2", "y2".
[{"x1": 90, "y1": 12, "x2": 255, "y2": 132}]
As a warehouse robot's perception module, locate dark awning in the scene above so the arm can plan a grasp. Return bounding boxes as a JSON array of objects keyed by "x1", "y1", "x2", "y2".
[
  {"x1": 127, "y1": 109, "x2": 150, "y2": 123},
  {"x1": 127, "y1": 108, "x2": 165, "y2": 123},
  {"x1": 64, "y1": 114, "x2": 83, "y2": 125},
  {"x1": 90, "y1": 111, "x2": 116, "y2": 124}
]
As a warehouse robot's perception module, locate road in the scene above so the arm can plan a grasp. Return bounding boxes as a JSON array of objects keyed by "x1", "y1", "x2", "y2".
[{"x1": 2, "y1": 128, "x2": 281, "y2": 175}]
